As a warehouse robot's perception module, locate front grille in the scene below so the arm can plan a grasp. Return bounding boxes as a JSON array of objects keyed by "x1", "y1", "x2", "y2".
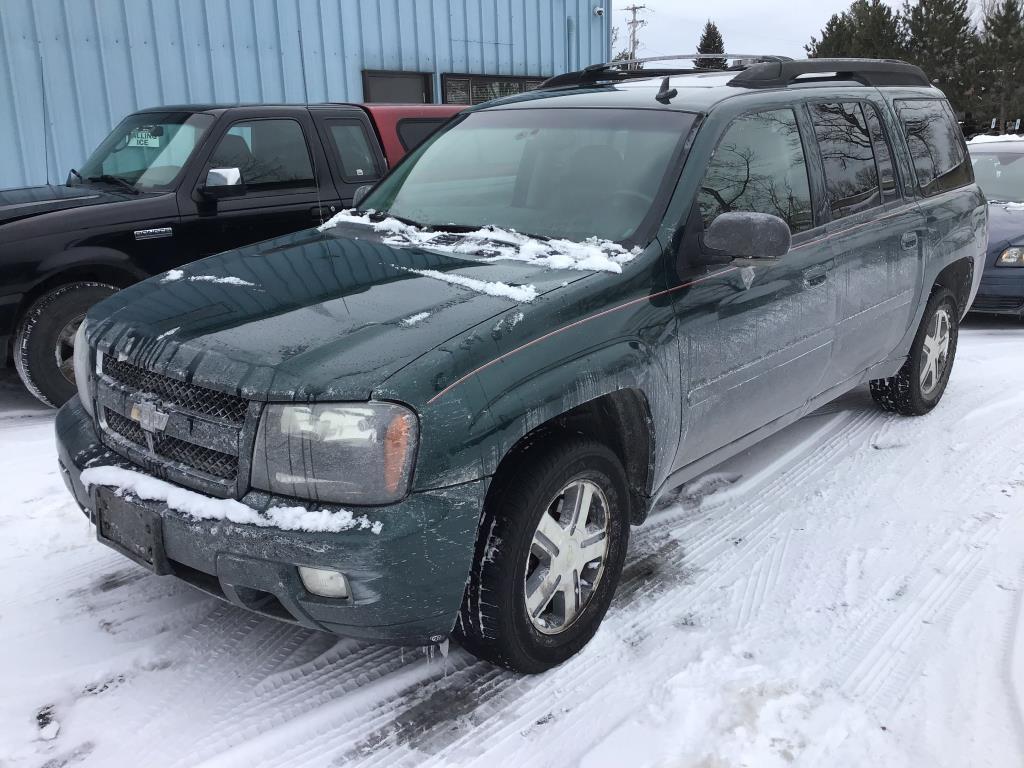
[
  {"x1": 104, "y1": 408, "x2": 239, "y2": 481},
  {"x1": 102, "y1": 357, "x2": 248, "y2": 424},
  {"x1": 972, "y1": 294, "x2": 1024, "y2": 312}
]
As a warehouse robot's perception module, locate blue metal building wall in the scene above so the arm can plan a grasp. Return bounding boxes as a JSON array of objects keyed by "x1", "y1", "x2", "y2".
[{"x1": 0, "y1": 0, "x2": 611, "y2": 189}]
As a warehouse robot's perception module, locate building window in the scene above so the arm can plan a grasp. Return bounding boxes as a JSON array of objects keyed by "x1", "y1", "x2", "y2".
[
  {"x1": 442, "y1": 73, "x2": 547, "y2": 105},
  {"x1": 362, "y1": 71, "x2": 433, "y2": 104}
]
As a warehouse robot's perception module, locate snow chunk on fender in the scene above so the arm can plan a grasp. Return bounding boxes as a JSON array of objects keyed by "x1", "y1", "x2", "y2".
[
  {"x1": 320, "y1": 209, "x2": 640, "y2": 273},
  {"x1": 406, "y1": 268, "x2": 538, "y2": 303},
  {"x1": 80, "y1": 466, "x2": 383, "y2": 534}
]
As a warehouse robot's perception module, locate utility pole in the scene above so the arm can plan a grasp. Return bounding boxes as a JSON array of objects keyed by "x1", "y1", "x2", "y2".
[{"x1": 622, "y1": 4, "x2": 647, "y2": 68}]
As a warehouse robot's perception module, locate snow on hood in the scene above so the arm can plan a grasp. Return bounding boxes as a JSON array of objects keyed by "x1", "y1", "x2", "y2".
[
  {"x1": 80, "y1": 466, "x2": 383, "y2": 534},
  {"x1": 320, "y1": 209, "x2": 641, "y2": 274},
  {"x1": 969, "y1": 134, "x2": 1024, "y2": 145}
]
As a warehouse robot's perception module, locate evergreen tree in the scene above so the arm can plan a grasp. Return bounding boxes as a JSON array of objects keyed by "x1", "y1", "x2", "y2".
[
  {"x1": 696, "y1": 21, "x2": 727, "y2": 70},
  {"x1": 902, "y1": 0, "x2": 977, "y2": 116},
  {"x1": 979, "y1": 0, "x2": 1024, "y2": 128},
  {"x1": 806, "y1": 0, "x2": 904, "y2": 60}
]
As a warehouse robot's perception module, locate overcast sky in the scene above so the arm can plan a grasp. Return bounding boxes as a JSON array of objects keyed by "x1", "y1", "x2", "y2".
[{"x1": 613, "y1": 0, "x2": 901, "y2": 61}]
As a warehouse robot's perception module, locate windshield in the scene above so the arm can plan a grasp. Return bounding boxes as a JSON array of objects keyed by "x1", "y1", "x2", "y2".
[
  {"x1": 73, "y1": 112, "x2": 215, "y2": 192},
  {"x1": 360, "y1": 108, "x2": 696, "y2": 243},
  {"x1": 970, "y1": 147, "x2": 1024, "y2": 203}
]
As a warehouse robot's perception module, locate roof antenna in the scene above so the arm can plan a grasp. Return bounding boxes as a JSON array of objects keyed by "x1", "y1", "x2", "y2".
[{"x1": 655, "y1": 76, "x2": 677, "y2": 104}]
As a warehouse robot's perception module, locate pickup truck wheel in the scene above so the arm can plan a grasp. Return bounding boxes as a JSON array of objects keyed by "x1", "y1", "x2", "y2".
[
  {"x1": 870, "y1": 287, "x2": 959, "y2": 416},
  {"x1": 456, "y1": 438, "x2": 629, "y2": 673},
  {"x1": 14, "y1": 282, "x2": 119, "y2": 408}
]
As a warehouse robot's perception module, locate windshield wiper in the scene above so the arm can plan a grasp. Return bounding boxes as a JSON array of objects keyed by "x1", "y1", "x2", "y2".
[
  {"x1": 362, "y1": 210, "x2": 424, "y2": 229},
  {"x1": 87, "y1": 175, "x2": 139, "y2": 195}
]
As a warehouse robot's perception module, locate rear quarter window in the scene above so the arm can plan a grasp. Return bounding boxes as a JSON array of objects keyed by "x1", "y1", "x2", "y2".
[
  {"x1": 396, "y1": 118, "x2": 448, "y2": 151},
  {"x1": 895, "y1": 99, "x2": 972, "y2": 197}
]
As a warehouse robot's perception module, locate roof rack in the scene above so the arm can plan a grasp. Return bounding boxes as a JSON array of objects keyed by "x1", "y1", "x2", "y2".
[
  {"x1": 539, "y1": 53, "x2": 791, "y2": 89},
  {"x1": 728, "y1": 58, "x2": 930, "y2": 89}
]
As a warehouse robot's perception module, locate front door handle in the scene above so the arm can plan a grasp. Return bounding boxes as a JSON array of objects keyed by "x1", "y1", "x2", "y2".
[
  {"x1": 802, "y1": 265, "x2": 829, "y2": 288},
  {"x1": 901, "y1": 231, "x2": 919, "y2": 251}
]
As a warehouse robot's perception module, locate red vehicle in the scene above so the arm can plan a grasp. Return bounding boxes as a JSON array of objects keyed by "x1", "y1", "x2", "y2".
[{"x1": 0, "y1": 102, "x2": 461, "y2": 406}]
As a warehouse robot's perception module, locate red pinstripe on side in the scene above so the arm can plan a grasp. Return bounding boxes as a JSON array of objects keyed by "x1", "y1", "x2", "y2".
[{"x1": 426, "y1": 266, "x2": 741, "y2": 405}]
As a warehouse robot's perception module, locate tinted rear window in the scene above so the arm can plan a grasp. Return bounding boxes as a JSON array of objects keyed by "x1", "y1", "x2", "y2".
[
  {"x1": 895, "y1": 99, "x2": 972, "y2": 196},
  {"x1": 810, "y1": 102, "x2": 881, "y2": 218},
  {"x1": 397, "y1": 119, "x2": 448, "y2": 151}
]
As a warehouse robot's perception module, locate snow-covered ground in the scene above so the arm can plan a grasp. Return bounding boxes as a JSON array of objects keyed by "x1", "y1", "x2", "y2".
[{"x1": 2, "y1": 317, "x2": 1024, "y2": 768}]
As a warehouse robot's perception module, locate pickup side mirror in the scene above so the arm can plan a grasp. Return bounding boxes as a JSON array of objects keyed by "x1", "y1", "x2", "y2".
[
  {"x1": 703, "y1": 212, "x2": 791, "y2": 261},
  {"x1": 200, "y1": 167, "x2": 246, "y2": 199},
  {"x1": 352, "y1": 184, "x2": 373, "y2": 208}
]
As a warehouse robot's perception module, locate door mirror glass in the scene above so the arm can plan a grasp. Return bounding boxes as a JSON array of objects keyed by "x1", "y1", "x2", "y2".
[
  {"x1": 353, "y1": 184, "x2": 373, "y2": 208},
  {"x1": 201, "y1": 167, "x2": 246, "y2": 198},
  {"x1": 703, "y1": 211, "x2": 791, "y2": 260}
]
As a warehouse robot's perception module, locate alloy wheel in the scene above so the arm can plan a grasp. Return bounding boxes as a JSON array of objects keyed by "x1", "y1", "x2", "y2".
[
  {"x1": 920, "y1": 306, "x2": 951, "y2": 396},
  {"x1": 523, "y1": 479, "x2": 610, "y2": 635}
]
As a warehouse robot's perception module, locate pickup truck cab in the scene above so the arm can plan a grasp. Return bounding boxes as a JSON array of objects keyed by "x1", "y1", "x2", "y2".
[
  {"x1": 1, "y1": 102, "x2": 460, "y2": 406},
  {"x1": 57, "y1": 58, "x2": 986, "y2": 673}
]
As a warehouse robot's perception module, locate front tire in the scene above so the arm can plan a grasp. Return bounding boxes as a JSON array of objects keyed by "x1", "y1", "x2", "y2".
[
  {"x1": 14, "y1": 282, "x2": 119, "y2": 407},
  {"x1": 870, "y1": 287, "x2": 959, "y2": 416},
  {"x1": 456, "y1": 437, "x2": 630, "y2": 673}
]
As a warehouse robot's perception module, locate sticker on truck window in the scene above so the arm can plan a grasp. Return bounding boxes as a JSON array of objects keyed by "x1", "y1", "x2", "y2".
[{"x1": 127, "y1": 127, "x2": 162, "y2": 148}]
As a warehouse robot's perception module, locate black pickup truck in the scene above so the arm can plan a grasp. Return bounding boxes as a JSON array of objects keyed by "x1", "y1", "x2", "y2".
[{"x1": 0, "y1": 102, "x2": 459, "y2": 406}]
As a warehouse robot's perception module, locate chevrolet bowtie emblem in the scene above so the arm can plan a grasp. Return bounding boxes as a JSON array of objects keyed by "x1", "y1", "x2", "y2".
[{"x1": 129, "y1": 401, "x2": 170, "y2": 433}]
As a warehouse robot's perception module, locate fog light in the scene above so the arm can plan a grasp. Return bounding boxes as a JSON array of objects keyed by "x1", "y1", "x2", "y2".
[{"x1": 298, "y1": 566, "x2": 350, "y2": 598}]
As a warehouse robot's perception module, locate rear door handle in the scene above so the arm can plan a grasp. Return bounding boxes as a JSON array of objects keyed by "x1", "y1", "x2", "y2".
[
  {"x1": 311, "y1": 205, "x2": 338, "y2": 219},
  {"x1": 901, "y1": 231, "x2": 919, "y2": 251}
]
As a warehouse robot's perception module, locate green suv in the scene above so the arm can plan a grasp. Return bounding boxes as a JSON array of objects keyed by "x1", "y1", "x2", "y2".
[{"x1": 56, "y1": 58, "x2": 987, "y2": 673}]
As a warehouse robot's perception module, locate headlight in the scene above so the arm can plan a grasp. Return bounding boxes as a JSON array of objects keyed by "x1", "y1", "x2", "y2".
[
  {"x1": 72, "y1": 321, "x2": 95, "y2": 417},
  {"x1": 996, "y1": 247, "x2": 1024, "y2": 266},
  {"x1": 251, "y1": 403, "x2": 418, "y2": 505}
]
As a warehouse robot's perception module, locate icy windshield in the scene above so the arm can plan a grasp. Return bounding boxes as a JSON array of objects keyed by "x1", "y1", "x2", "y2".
[
  {"x1": 73, "y1": 112, "x2": 215, "y2": 192},
  {"x1": 970, "y1": 147, "x2": 1024, "y2": 204},
  {"x1": 359, "y1": 108, "x2": 695, "y2": 244}
]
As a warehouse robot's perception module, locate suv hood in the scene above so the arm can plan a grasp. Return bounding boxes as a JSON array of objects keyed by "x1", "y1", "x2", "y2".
[
  {"x1": 0, "y1": 184, "x2": 126, "y2": 227},
  {"x1": 985, "y1": 202, "x2": 1024, "y2": 268},
  {"x1": 87, "y1": 225, "x2": 584, "y2": 402}
]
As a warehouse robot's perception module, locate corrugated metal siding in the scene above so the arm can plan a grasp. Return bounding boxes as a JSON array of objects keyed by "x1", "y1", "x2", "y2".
[{"x1": 0, "y1": 0, "x2": 611, "y2": 189}]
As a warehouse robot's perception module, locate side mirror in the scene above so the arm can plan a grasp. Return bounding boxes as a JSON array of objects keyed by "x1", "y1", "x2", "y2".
[
  {"x1": 200, "y1": 167, "x2": 246, "y2": 199},
  {"x1": 703, "y1": 212, "x2": 791, "y2": 261},
  {"x1": 352, "y1": 184, "x2": 373, "y2": 208}
]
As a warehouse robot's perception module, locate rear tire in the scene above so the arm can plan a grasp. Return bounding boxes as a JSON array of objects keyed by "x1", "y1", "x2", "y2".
[
  {"x1": 870, "y1": 287, "x2": 959, "y2": 416},
  {"x1": 455, "y1": 437, "x2": 630, "y2": 673},
  {"x1": 14, "y1": 282, "x2": 119, "y2": 408}
]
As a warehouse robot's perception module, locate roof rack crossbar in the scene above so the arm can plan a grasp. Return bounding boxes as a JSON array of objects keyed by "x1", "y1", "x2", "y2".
[
  {"x1": 728, "y1": 58, "x2": 930, "y2": 89},
  {"x1": 540, "y1": 53, "x2": 791, "y2": 90}
]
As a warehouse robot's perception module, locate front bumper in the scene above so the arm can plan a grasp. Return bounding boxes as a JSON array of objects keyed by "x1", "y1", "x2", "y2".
[
  {"x1": 56, "y1": 397, "x2": 485, "y2": 645},
  {"x1": 970, "y1": 271, "x2": 1024, "y2": 315}
]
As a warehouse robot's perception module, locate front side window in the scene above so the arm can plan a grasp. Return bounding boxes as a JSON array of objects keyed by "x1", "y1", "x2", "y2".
[
  {"x1": 895, "y1": 99, "x2": 972, "y2": 196},
  {"x1": 208, "y1": 119, "x2": 315, "y2": 190},
  {"x1": 810, "y1": 102, "x2": 881, "y2": 218},
  {"x1": 698, "y1": 109, "x2": 814, "y2": 233},
  {"x1": 74, "y1": 111, "x2": 215, "y2": 191},
  {"x1": 359, "y1": 108, "x2": 696, "y2": 244}
]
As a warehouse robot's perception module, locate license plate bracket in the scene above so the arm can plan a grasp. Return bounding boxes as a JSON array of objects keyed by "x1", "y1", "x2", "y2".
[{"x1": 95, "y1": 488, "x2": 171, "y2": 574}]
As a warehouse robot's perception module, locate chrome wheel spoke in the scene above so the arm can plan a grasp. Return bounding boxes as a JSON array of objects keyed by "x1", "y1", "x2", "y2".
[
  {"x1": 576, "y1": 531, "x2": 607, "y2": 568},
  {"x1": 534, "y1": 512, "x2": 566, "y2": 556},
  {"x1": 525, "y1": 568, "x2": 560, "y2": 618},
  {"x1": 920, "y1": 307, "x2": 952, "y2": 396}
]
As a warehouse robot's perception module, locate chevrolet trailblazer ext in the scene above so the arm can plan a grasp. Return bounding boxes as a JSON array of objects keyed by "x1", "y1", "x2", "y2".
[{"x1": 57, "y1": 58, "x2": 986, "y2": 673}]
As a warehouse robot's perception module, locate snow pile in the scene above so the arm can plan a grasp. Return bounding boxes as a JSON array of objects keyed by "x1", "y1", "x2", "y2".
[
  {"x1": 160, "y1": 269, "x2": 254, "y2": 287},
  {"x1": 187, "y1": 275, "x2": 256, "y2": 287},
  {"x1": 80, "y1": 466, "x2": 383, "y2": 535},
  {"x1": 320, "y1": 209, "x2": 641, "y2": 273},
  {"x1": 969, "y1": 134, "x2": 1024, "y2": 144},
  {"x1": 405, "y1": 268, "x2": 538, "y2": 303},
  {"x1": 400, "y1": 312, "x2": 430, "y2": 327}
]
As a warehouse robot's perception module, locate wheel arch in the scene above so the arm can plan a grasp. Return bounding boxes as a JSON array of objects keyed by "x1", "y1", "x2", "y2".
[{"x1": 931, "y1": 256, "x2": 974, "y2": 318}]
